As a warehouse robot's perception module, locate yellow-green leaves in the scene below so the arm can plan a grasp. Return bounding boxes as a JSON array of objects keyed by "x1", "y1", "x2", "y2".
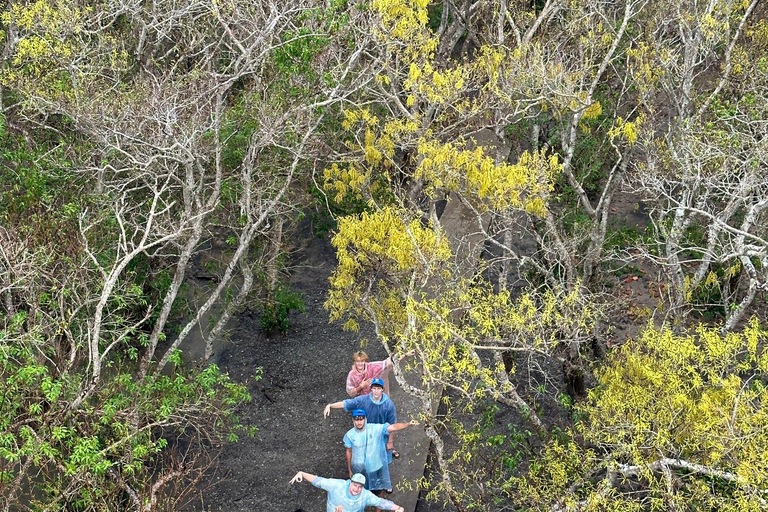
[
  {"x1": 416, "y1": 140, "x2": 559, "y2": 216},
  {"x1": 332, "y1": 206, "x2": 450, "y2": 274},
  {"x1": 578, "y1": 320, "x2": 768, "y2": 503},
  {"x1": 512, "y1": 434, "x2": 602, "y2": 511},
  {"x1": 403, "y1": 61, "x2": 468, "y2": 108},
  {"x1": 461, "y1": 282, "x2": 596, "y2": 351},
  {"x1": 326, "y1": 206, "x2": 451, "y2": 327},
  {"x1": 371, "y1": 0, "x2": 435, "y2": 58},
  {"x1": 608, "y1": 115, "x2": 645, "y2": 145},
  {"x1": 514, "y1": 320, "x2": 768, "y2": 511},
  {"x1": 1, "y1": 0, "x2": 88, "y2": 97},
  {"x1": 1, "y1": 0, "x2": 131, "y2": 103}
]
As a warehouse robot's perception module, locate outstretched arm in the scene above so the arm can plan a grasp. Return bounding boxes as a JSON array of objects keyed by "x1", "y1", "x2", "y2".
[
  {"x1": 385, "y1": 406, "x2": 397, "y2": 450},
  {"x1": 371, "y1": 495, "x2": 405, "y2": 512},
  {"x1": 387, "y1": 419, "x2": 419, "y2": 433},
  {"x1": 323, "y1": 401, "x2": 345, "y2": 418},
  {"x1": 397, "y1": 349, "x2": 416, "y2": 361},
  {"x1": 289, "y1": 471, "x2": 317, "y2": 484}
]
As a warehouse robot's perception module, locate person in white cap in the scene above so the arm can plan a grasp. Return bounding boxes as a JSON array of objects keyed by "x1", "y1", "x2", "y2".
[{"x1": 289, "y1": 471, "x2": 405, "y2": 512}]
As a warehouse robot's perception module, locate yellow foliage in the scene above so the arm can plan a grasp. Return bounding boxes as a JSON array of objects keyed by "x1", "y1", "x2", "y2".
[
  {"x1": 582, "y1": 101, "x2": 602, "y2": 121},
  {"x1": 415, "y1": 140, "x2": 559, "y2": 216},
  {"x1": 342, "y1": 108, "x2": 379, "y2": 130},
  {"x1": 727, "y1": 261, "x2": 742, "y2": 279},
  {"x1": 608, "y1": 114, "x2": 645, "y2": 145},
  {"x1": 322, "y1": 163, "x2": 372, "y2": 203},
  {"x1": 474, "y1": 45, "x2": 506, "y2": 84},
  {"x1": 512, "y1": 435, "x2": 603, "y2": 509},
  {"x1": 326, "y1": 206, "x2": 452, "y2": 323},
  {"x1": 1, "y1": 0, "x2": 130, "y2": 101},
  {"x1": 370, "y1": 0, "x2": 436, "y2": 59},
  {"x1": 326, "y1": 209, "x2": 597, "y2": 430},
  {"x1": 515, "y1": 320, "x2": 768, "y2": 510},
  {"x1": 704, "y1": 270, "x2": 719, "y2": 288},
  {"x1": 627, "y1": 42, "x2": 666, "y2": 94},
  {"x1": 580, "y1": 319, "x2": 768, "y2": 492},
  {"x1": 403, "y1": 61, "x2": 468, "y2": 106}
]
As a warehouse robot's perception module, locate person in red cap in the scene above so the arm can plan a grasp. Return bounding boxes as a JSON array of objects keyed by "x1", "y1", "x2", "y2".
[
  {"x1": 324, "y1": 377, "x2": 401, "y2": 459},
  {"x1": 289, "y1": 470, "x2": 405, "y2": 512}
]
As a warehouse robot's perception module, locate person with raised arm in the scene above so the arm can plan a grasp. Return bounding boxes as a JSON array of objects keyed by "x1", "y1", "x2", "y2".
[
  {"x1": 289, "y1": 471, "x2": 405, "y2": 512},
  {"x1": 325, "y1": 377, "x2": 401, "y2": 460},
  {"x1": 343, "y1": 409, "x2": 419, "y2": 506},
  {"x1": 345, "y1": 350, "x2": 415, "y2": 397}
]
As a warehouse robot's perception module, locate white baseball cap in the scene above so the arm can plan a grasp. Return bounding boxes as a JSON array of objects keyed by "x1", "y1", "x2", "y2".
[{"x1": 350, "y1": 473, "x2": 366, "y2": 485}]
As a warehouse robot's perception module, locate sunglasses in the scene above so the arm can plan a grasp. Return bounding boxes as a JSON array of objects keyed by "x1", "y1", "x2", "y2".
[{"x1": 353, "y1": 416, "x2": 366, "y2": 420}]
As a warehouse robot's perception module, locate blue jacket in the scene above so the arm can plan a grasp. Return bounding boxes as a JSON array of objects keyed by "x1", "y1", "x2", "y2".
[{"x1": 342, "y1": 393, "x2": 397, "y2": 425}]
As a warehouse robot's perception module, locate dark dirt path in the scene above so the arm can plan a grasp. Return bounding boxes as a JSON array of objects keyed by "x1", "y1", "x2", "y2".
[{"x1": 192, "y1": 221, "x2": 393, "y2": 511}]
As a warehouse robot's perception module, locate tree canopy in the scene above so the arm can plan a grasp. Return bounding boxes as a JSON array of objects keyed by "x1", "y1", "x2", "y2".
[{"x1": 1, "y1": 0, "x2": 767, "y2": 510}]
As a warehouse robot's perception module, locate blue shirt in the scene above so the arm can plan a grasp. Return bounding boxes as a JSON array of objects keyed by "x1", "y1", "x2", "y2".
[
  {"x1": 343, "y1": 423, "x2": 390, "y2": 474},
  {"x1": 342, "y1": 393, "x2": 397, "y2": 425},
  {"x1": 311, "y1": 476, "x2": 396, "y2": 512}
]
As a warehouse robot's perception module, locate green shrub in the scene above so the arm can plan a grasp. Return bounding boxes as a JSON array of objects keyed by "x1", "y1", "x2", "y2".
[{"x1": 260, "y1": 285, "x2": 306, "y2": 334}]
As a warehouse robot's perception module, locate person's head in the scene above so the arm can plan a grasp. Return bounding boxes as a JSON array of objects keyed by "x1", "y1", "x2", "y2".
[
  {"x1": 352, "y1": 351, "x2": 369, "y2": 371},
  {"x1": 349, "y1": 473, "x2": 366, "y2": 495},
  {"x1": 352, "y1": 409, "x2": 367, "y2": 429},
  {"x1": 370, "y1": 378, "x2": 384, "y2": 400}
]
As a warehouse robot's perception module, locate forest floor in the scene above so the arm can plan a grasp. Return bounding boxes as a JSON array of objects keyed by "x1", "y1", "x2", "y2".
[
  {"x1": 189, "y1": 219, "x2": 393, "y2": 512},
  {"x1": 190, "y1": 192, "x2": 663, "y2": 512}
]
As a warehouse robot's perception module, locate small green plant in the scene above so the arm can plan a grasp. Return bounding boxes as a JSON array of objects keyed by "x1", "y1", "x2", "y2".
[
  {"x1": 260, "y1": 285, "x2": 306, "y2": 334},
  {"x1": 556, "y1": 392, "x2": 574, "y2": 410}
]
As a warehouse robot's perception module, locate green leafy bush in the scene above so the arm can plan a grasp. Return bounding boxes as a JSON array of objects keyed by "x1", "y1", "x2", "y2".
[{"x1": 260, "y1": 285, "x2": 306, "y2": 334}]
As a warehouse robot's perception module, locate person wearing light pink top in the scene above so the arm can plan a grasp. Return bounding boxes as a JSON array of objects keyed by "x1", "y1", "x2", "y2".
[
  {"x1": 345, "y1": 350, "x2": 416, "y2": 397},
  {"x1": 346, "y1": 351, "x2": 391, "y2": 397}
]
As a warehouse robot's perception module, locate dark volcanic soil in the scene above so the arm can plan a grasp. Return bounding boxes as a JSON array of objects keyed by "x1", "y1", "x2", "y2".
[{"x1": 192, "y1": 221, "x2": 387, "y2": 511}]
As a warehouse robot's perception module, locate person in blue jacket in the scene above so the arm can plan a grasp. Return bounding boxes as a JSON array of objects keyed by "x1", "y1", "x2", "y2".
[
  {"x1": 289, "y1": 471, "x2": 405, "y2": 512},
  {"x1": 324, "y1": 377, "x2": 401, "y2": 460}
]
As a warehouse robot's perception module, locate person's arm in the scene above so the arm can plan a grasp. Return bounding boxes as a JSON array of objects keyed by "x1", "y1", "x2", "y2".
[
  {"x1": 346, "y1": 372, "x2": 371, "y2": 397},
  {"x1": 386, "y1": 419, "x2": 419, "y2": 433},
  {"x1": 289, "y1": 471, "x2": 317, "y2": 484},
  {"x1": 385, "y1": 349, "x2": 416, "y2": 372},
  {"x1": 369, "y1": 359, "x2": 389, "y2": 377},
  {"x1": 323, "y1": 401, "x2": 345, "y2": 418},
  {"x1": 348, "y1": 378, "x2": 372, "y2": 397},
  {"x1": 386, "y1": 431, "x2": 395, "y2": 451},
  {"x1": 385, "y1": 404, "x2": 397, "y2": 450},
  {"x1": 369, "y1": 494, "x2": 404, "y2": 512},
  {"x1": 346, "y1": 448, "x2": 353, "y2": 477}
]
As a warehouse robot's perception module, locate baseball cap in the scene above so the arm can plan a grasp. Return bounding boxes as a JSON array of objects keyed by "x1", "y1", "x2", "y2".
[
  {"x1": 352, "y1": 409, "x2": 366, "y2": 418},
  {"x1": 351, "y1": 473, "x2": 366, "y2": 485},
  {"x1": 370, "y1": 378, "x2": 384, "y2": 388}
]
